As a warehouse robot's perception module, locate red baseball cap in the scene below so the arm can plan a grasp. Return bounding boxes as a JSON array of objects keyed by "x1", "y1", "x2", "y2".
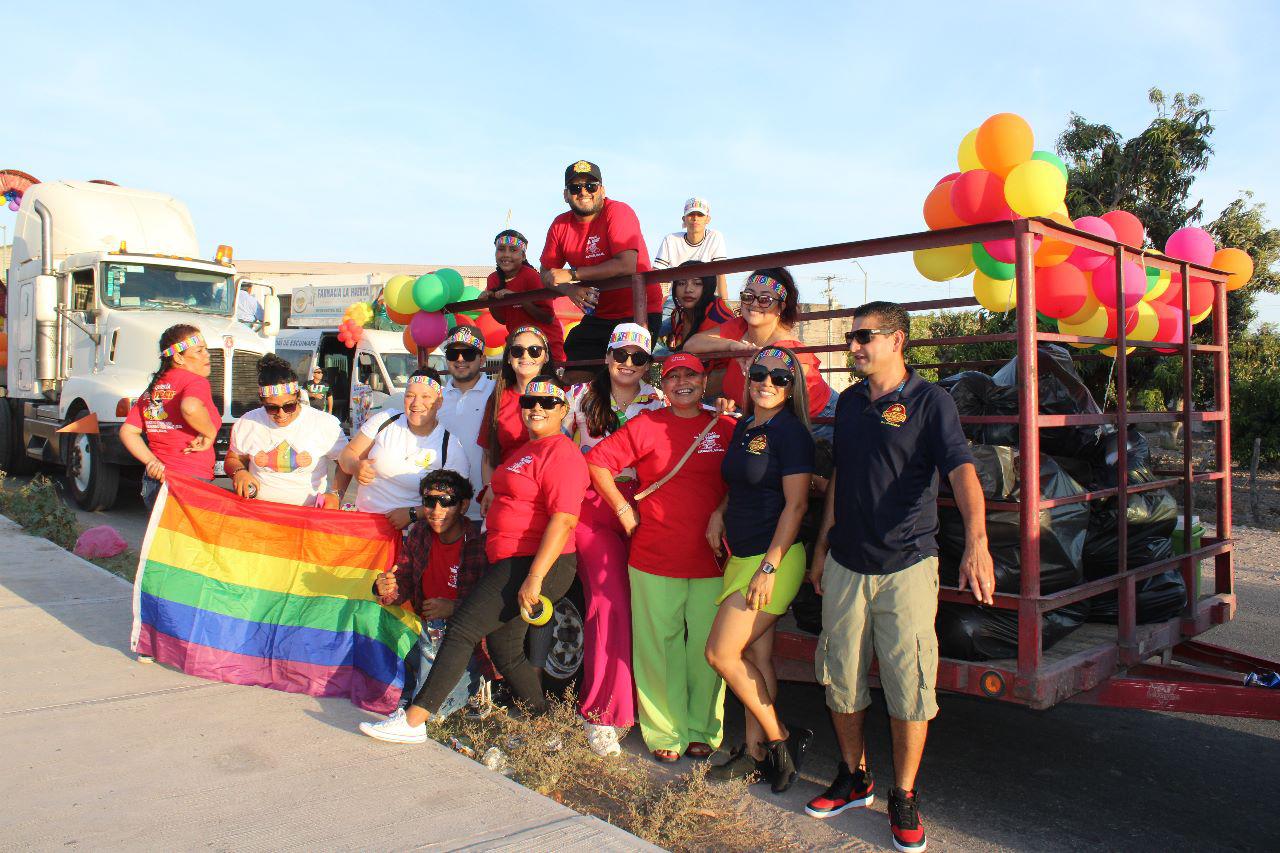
[{"x1": 660, "y1": 352, "x2": 706, "y2": 377}]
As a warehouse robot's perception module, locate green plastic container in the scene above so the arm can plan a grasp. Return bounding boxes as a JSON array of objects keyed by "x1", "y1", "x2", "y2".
[{"x1": 1172, "y1": 516, "x2": 1205, "y2": 600}]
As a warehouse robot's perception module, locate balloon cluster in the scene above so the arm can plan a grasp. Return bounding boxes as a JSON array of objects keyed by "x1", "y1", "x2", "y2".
[
  {"x1": 379, "y1": 268, "x2": 507, "y2": 357},
  {"x1": 337, "y1": 316, "x2": 364, "y2": 349},
  {"x1": 2, "y1": 189, "x2": 20, "y2": 212},
  {"x1": 914, "y1": 113, "x2": 1256, "y2": 355},
  {"x1": 0, "y1": 169, "x2": 39, "y2": 212}
]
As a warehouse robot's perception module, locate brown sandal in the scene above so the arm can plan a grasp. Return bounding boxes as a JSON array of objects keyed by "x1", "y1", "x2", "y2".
[
  {"x1": 651, "y1": 749, "x2": 680, "y2": 763},
  {"x1": 685, "y1": 742, "x2": 713, "y2": 759}
]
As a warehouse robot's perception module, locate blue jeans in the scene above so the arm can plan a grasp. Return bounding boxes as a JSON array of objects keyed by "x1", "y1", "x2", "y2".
[
  {"x1": 811, "y1": 391, "x2": 839, "y2": 442},
  {"x1": 401, "y1": 618, "x2": 479, "y2": 718},
  {"x1": 142, "y1": 475, "x2": 211, "y2": 510}
]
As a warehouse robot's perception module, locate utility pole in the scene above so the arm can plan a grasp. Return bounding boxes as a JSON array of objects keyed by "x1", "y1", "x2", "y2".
[
  {"x1": 812, "y1": 275, "x2": 848, "y2": 389},
  {"x1": 851, "y1": 260, "x2": 869, "y2": 305}
]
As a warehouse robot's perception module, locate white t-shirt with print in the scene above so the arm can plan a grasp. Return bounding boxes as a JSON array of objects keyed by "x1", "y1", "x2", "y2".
[
  {"x1": 355, "y1": 412, "x2": 471, "y2": 515},
  {"x1": 229, "y1": 405, "x2": 349, "y2": 506},
  {"x1": 564, "y1": 381, "x2": 665, "y2": 480},
  {"x1": 652, "y1": 229, "x2": 728, "y2": 269}
]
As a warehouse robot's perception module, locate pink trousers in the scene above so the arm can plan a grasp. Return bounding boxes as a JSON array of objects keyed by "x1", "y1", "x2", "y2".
[{"x1": 573, "y1": 482, "x2": 637, "y2": 727}]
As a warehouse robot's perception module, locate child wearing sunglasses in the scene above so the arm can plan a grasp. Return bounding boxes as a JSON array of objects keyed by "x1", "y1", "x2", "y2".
[
  {"x1": 685, "y1": 267, "x2": 837, "y2": 439},
  {"x1": 359, "y1": 470, "x2": 488, "y2": 742},
  {"x1": 562, "y1": 323, "x2": 666, "y2": 756},
  {"x1": 478, "y1": 229, "x2": 567, "y2": 362},
  {"x1": 224, "y1": 354, "x2": 351, "y2": 506}
]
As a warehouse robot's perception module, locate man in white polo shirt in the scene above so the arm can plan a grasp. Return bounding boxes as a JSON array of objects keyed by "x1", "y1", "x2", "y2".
[
  {"x1": 436, "y1": 326, "x2": 494, "y2": 521},
  {"x1": 654, "y1": 197, "x2": 729, "y2": 331}
]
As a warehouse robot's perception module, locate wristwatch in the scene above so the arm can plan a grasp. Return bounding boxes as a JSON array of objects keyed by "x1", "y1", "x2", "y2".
[
  {"x1": 568, "y1": 266, "x2": 581, "y2": 286},
  {"x1": 759, "y1": 561, "x2": 777, "y2": 575}
]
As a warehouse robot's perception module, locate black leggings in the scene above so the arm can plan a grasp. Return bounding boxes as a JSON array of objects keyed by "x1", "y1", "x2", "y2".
[{"x1": 412, "y1": 553, "x2": 577, "y2": 715}]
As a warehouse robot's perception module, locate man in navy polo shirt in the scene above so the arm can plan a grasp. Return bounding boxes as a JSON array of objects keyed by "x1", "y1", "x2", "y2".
[{"x1": 805, "y1": 301, "x2": 994, "y2": 853}]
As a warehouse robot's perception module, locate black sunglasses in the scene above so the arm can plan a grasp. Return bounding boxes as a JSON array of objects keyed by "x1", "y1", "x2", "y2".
[
  {"x1": 748, "y1": 366, "x2": 796, "y2": 387},
  {"x1": 610, "y1": 349, "x2": 652, "y2": 366},
  {"x1": 445, "y1": 347, "x2": 481, "y2": 362},
  {"x1": 263, "y1": 400, "x2": 300, "y2": 415},
  {"x1": 419, "y1": 493, "x2": 460, "y2": 509},
  {"x1": 568, "y1": 182, "x2": 601, "y2": 195},
  {"x1": 519, "y1": 395, "x2": 565, "y2": 410},
  {"x1": 509, "y1": 345, "x2": 545, "y2": 359},
  {"x1": 739, "y1": 290, "x2": 780, "y2": 308},
  {"x1": 846, "y1": 328, "x2": 895, "y2": 345}
]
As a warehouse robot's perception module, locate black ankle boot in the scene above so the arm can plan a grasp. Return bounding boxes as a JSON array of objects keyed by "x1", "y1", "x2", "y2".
[{"x1": 765, "y1": 737, "x2": 797, "y2": 793}]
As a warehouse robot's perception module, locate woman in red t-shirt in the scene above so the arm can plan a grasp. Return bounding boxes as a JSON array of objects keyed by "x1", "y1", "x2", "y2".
[
  {"x1": 684, "y1": 266, "x2": 837, "y2": 439},
  {"x1": 478, "y1": 229, "x2": 567, "y2": 362},
  {"x1": 390, "y1": 378, "x2": 588, "y2": 733},
  {"x1": 587, "y1": 353, "x2": 736, "y2": 763},
  {"x1": 121, "y1": 324, "x2": 220, "y2": 510},
  {"x1": 477, "y1": 326, "x2": 552, "y2": 511}
]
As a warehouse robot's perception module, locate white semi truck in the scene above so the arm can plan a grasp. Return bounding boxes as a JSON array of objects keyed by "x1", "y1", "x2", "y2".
[{"x1": 0, "y1": 180, "x2": 279, "y2": 509}]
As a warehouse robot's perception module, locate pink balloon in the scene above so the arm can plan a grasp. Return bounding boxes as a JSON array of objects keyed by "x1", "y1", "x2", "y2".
[
  {"x1": 1091, "y1": 258, "x2": 1146, "y2": 309},
  {"x1": 935, "y1": 171, "x2": 961, "y2": 186},
  {"x1": 1066, "y1": 216, "x2": 1117, "y2": 272},
  {"x1": 982, "y1": 234, "x2": 1043, "y2": 264},
  {"x1": 1164, "y1": 226, "x2": 1216, "y2": 282},
  {"x1": 7, "y1": 200, "x2": 17, "y2": 211},
  {"x1": 409, "y1": 311, "x2": 448, "y2": 351}
]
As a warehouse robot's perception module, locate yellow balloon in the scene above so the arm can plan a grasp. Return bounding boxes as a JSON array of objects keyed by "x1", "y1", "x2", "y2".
[
  {"x1": 1060, "y1": 288, "x2": 1100, "y2": 325},
  {"x1": 1190, "y1": 305, "x2": 1213, "y2": 325},
  {"x1": 383, "y1": 274, "x2": 414, "y2": 314},
  {"x1": 1099, "y1": 344, "x2": 1136, "y2": 357},
  {"x1": 1059, "y1": 305, "x2": 1109, "y2": 349},
  {"x1": 1144, "y1": 267, "x2": 1172, "y2": 302},
  {"x1": 1003, "y1": 160, "x2": 1068, "y2": 218},
  {"x1": 913, "y1": 245, "x2": 976, "y2": 282},
  {"x1": 1128, "y1": 301, "x2": 1159, "y2": 343},
  {"x1": 957, "y1": 128, "x2": 982, "y2": 172},
  {"x1": 973, "y1": 270, "x2": 1016, "y2": 312}
]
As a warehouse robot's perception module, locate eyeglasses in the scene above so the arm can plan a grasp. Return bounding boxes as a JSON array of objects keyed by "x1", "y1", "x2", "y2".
[
  {"x1": 262, "y1": 400, "x2": 300, "y2": 415},
  {"x1": 509, "y1": 345, "x2": 546, "y2": 359},
  {"x1": 845, "y1": 328, "x2": 895, "y2": 345},
  {"x1": 445, "y1": 347, "x2": 481, "y2": 362},
  {"x1": 568, "y1": 182, "x2": 601, "y2": 195},
  {"x1": 748, "y1": 366, "x2": 795, "y2": 387},
  {"x1": 739, "y1": 290, "x2": 780, "y2": 309},
  {"x1": 609, "y1": 349, "x2": 652, "y2": 366},
  {"x1": 519, "y1": 395, "x2": 565, "y2": 410},
  {"x1": 419, "y1": 493, "x2": 460, "y2": 509}
]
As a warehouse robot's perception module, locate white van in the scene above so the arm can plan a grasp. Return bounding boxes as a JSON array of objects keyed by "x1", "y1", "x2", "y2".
[{"x1": 274, "y1": 328, "x2": 444, "y2": 432}]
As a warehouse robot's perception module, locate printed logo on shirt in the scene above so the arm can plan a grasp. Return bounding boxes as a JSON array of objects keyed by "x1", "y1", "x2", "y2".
[
  {"x1": 584, "y1": 234, "x2": 604, "y2": 260},
  {"x1": 254, "y1": 441, "x2": 313, "y2": 472},
  {"x1": 746, "y1": 434, "x2": 768, "y2": 455},
  {"x1": 696, "y1": 432, "x2": 726, "y2": 455},
  {"x1": 152, "y1": 387, "x2": 176, "y2": 402},
  {"x1": 410, "y1": 448, "x2": 438, "y2": 470},
  {"x1": 881, "y1": 402, "x2": 908, "y2": 428},
  {"x1": 448, "y1": 562, "x2": 459, "y2": 590},
  {"x1": 506, "y1": 454, "x2": 535, "y2": 473},
  {"x1": 142, "y1": 399, "x2": 168, "y2": 421}
]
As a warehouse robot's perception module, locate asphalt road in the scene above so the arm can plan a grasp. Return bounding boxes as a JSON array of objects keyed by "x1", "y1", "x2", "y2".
[{"x1": 20, "y1": 469, "x2": 1280, "y2": 852}]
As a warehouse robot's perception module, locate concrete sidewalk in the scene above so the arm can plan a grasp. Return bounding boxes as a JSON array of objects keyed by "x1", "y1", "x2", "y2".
[{"x1": 0, "y1": 517, "x2": 657, "y2": 852}]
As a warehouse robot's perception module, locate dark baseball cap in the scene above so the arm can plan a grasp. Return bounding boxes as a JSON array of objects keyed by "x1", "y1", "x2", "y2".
[{"x1": 565, "y1": 160, "x2": 602, "y2": 186}]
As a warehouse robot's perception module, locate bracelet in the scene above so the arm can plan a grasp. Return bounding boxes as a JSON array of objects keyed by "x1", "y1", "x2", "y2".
[{"x1": 615, "y1": 503, "x2": 633, "y2": 516}]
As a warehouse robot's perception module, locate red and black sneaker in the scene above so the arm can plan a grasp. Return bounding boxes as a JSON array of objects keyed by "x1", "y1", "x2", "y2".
[
  {"x1": 888, "y1": 787, "x2": 927, "y2": 853},
  {"x1": 804, "y1": 761, "x2": 875, "y2": 818}
]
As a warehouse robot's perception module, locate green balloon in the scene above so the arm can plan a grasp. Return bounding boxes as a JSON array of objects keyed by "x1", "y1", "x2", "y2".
[
  {"x1": 971, "y1": 243, "x2": 1015, "y2": 280},
  {"x1": 459, "y1": 284, "x2": 483, "y2": 303},
  {"x1": 460, "y1": 310, "x2": 480, "y2": 320},
  {"x1": 1031, "y1": 150, "x2": 1069, "y2": 182},
  {"x1": 412, "y1": 273, "x2": 449, "y2": 312},
  {"x1": 436, "y1": 268, "x2": 466, "y2": 302},
  {"x1": 445, "y1": 314, "x2": 457, "y2": 330}
]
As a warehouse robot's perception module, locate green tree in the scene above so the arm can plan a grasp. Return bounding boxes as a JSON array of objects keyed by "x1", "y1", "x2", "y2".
[{"x1": 1207, "y1": 192, "x2": 1280, "y2": 334}]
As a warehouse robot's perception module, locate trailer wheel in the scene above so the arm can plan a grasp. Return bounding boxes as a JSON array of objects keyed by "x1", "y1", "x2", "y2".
[
  {"x1": 64, "y1": 409, "x2": 119, "y2": 511},
  {"x1": 0, "y1": 400, "x2": 36, "y2": 474},
  {"x1": 534, "y1": 578, "x2": 586, "y2": 697}
]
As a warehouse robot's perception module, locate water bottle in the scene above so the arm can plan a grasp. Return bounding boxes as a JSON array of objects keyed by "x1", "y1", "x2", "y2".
[
  {"x1": 1243, "y1": 670, "x2": 1280, "y2": 689},
  {"x1": 581, "y1": 286, "x2": 600, "y2": 316}
]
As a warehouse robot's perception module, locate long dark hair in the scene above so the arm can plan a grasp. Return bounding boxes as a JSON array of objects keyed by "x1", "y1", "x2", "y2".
[
  {"x1": 141, "y1": 323, "x2": 201, "y2": 403},
  {"x1": 581, "y1": 365, "x2": 619, "y2": 439},
  {"x1": 483, "y1": 328, "x2": 550, "y2": 467},
  {"x1": 742, "y1": 345, "x2": 811, "y2": 430},
  {"x1": 748, "y1": 266, "x2": 800, "y2": 327},
  {"x1": 255, "y1": 353, "x2": 298, "y2": 389},
  {"x1": 671, "y1": 260, "x2": 720, "y2": 341}
]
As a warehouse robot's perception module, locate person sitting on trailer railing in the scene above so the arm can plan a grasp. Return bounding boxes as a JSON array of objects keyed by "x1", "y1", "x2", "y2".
[{"x1": 805, "y1": 301, "x2": 994, "y2": 853}]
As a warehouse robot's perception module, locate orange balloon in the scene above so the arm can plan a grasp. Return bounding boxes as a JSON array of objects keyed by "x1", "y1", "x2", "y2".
[
  {"x1": 402, "y1": 326, "x2": 417, "y2": 353},
  {"x1": 386, "y1": 305, "x2": 416, "y2": 325},
  {"x1": 923, "y1": 180, "x2": 966, "y2": 230},
  {"x1": 1212, "y1": 247, "x2": 1254, "y2": 291},
  {"x1": 975, "y1": 113, "x2": 1034, "y2": 179},
  {"x1": 1035, "y1": 211, "x2": 1075, "y2": 268}
]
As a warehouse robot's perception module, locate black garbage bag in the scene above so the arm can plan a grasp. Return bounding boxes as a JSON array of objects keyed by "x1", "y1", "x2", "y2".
[
  {"x1": 1085, "y1": 570, "x2": 1186, "y2": 624},
  {"x1": 791, "y1": 582, "x2": 823, "y2": 635},
  {"x1": 937, "y1": 371, "x2": 1019, "y2": 446},
  {"x1": 940, "y1": 446, "x2": 1090, "y2": 595},
  {"x1": 937, "y1": 601, "x2": 1090, "y2": 662},
  {"x1": 983, "y1": 344, "x2": 1111, "y2": 459}
]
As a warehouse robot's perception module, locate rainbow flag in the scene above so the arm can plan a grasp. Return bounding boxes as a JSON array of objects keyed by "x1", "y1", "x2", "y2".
[{"x1": 130, "y1": 475, "x2": 419, "y2": 713}]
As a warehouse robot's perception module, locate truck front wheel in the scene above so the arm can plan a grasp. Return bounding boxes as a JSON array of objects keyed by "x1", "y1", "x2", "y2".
[{"x1": 64, "y1": 411, "x2": 120, "y2": 511}]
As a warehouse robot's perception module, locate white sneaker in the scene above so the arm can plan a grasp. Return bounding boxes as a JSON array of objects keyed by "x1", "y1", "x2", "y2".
[
  {"x1": 584, "y1": 721, "x2": 622, "y2": 757},
  {"x1": 359, "y1": 707, "x2": 428, "y2": 744}
]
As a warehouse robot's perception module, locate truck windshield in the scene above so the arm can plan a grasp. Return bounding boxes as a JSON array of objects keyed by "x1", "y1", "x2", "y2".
[
  {"x1": 100, "y1": 263, "x2": 234, "y2": 315},
  {"x1": 382, "y1": 353, "x2": 418, "y2": 388}
]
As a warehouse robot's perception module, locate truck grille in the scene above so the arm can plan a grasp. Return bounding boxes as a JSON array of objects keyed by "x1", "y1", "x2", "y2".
[{"x1": 207, "y1": 350, "x2": 264, "y2": 417}]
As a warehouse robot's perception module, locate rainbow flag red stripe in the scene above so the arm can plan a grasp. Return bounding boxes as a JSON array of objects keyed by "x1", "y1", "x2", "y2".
[{"x1": 130, "y1": 475, "x2": 418, "y2": 713}]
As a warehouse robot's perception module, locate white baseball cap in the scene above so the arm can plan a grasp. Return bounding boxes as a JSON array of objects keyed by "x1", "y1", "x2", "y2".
[
  {"x1": 683, "y1": 197, "x2": 710, "y2": 216},
  {"x1": 607, "y1": 322, "x2": 653, "y2": 354}
]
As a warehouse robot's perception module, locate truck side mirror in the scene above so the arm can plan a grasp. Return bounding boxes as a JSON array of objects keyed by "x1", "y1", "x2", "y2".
[
  {"x1": 263, "y1": 294, "x2": 281, "y2": 338},
  {"x1": 34, "y1": 274, "x2": 58, "y2": 322}
]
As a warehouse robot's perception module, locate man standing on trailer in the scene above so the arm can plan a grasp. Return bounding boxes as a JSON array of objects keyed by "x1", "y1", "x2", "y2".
[
  {"x1": 436, "y1": 326, "x2": 494, "y2": 523},
  {"x1": 541, "y1": 159, "x2": 660, "y2": 383},
  {"x1": 806, "y1": 301, "x2": 994, "y2": 853}
]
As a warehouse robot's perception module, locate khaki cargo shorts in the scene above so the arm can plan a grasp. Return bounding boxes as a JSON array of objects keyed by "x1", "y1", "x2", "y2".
[{"x1": 815, "y1": 554, "x2": 940, "y2": 721}]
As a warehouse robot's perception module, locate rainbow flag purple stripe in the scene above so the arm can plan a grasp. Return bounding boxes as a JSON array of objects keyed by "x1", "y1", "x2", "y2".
[{"x1": 130, "y1": 476, "x2": 418, "y2": 713}]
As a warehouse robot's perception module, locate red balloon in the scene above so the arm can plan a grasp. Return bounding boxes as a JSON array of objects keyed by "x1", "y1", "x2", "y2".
[
  {"x1": 386, "y1": 305, "x2": 416, "y2": 325},
  {"x1": 1035, "y1": 264, "x2": 1090, "y2": 319},
  {"x1": 1149, "y1": 300, "x2": 1184, "y2": 353},
  {"x1": 983, "y1": 234, "x2": 1042, "y2": 264},
  {"x1": 935, "y1": 171, "x2": 961, "y2": 186},
  {"x1": 1104, "y1": 305, "x2": 1141, "y2": 339},
  {"x1": 1188, "y1": 278, "x2": 1215, "y2": 316},
  {"x1": 452, "y1": 313, "x2": 478, "y2": 328},
  {"x1": 475, "y1": 311, "x2": 509, "y2": 348},
  {"x1": 949, "y1": 169, "x2": 1014, "y2": 224},
  {"x1": 1066, "y1": 216, "x2": 1117, "y2": 272},
  {"x1": 1091, "y1": 258, "x2": 1147, "y2": 309},
  {"x1": 1100, "y1": 210, "x2": 1145, "y2": 248}
]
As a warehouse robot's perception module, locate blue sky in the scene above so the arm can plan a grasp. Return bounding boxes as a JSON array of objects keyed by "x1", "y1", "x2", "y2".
[{"x1": 7, "y1": 1, "x2": 1280, "y2": 322}]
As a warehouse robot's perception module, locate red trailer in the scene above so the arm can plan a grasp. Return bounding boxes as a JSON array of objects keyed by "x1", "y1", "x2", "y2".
[{"x1": 454, "y1": 216, "x2": 1279, "y2": 721}]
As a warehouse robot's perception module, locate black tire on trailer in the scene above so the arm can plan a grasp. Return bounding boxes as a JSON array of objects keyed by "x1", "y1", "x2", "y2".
[
  {"x1": 538, "y1": 577, "x2": 587, "y2": 698},
  {"x1": 64, "y1": 406, "x2": 120, "y2": 511}
]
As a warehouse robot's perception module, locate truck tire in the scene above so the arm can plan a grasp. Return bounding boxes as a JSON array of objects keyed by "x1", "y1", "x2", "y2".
[
  {"x1": 64, "y1": 409, "x2": 120, "y2": 511},
  {"x1": 0, "y1": 400, "x2": 36, "y2": 474},
  {"x1": 530, "y1": 577, "x2": 586, "y2": 698}
]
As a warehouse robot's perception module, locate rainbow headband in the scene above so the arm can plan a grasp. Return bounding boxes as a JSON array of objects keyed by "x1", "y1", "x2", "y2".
[
  {"x1": 495, "y1": 234, "x2": 527, "y2": 249},
  {"x1": 510, "y1": 326, "x2": 549, "y2": 347},
  {"x1": 407, "y1": 374, "x2": 443, "y2": 393},
  {"x1": 160, "y1": 333, "x2": 206, "y2": 358},
  {"x1": 745, "y1": 273, "x2": 787, "y2": 300},
  {"x1": 754, "y1": 346, "x2": 798, "y2": 373},
  {"x1": 523, "y1": 380, "x2": 565, "y2": 401},
  {"x1": 259, "y1": 381, "x2": 300, "y2": 396}
]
